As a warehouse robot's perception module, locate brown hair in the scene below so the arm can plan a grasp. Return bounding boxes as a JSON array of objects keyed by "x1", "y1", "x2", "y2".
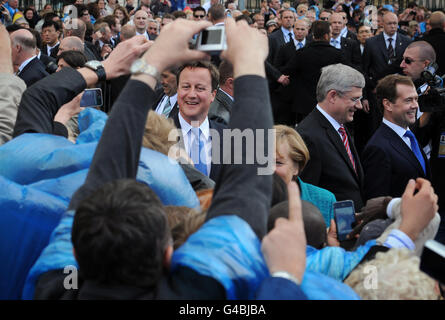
[{"x1": 376, "y1": 74, "x2": 415, "y2": 113}]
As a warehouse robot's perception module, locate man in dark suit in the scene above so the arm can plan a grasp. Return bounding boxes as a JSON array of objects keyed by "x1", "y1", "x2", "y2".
[
  {"x1": 267, "y1": 9, "x2": 295, "y2": 66},
  {"x1": 10, "y1": 29, "x2": 49, "y2": 87},
  {"x1": 171, "y1": 61, "x2": 227, "y2": 182},
  {"x1": 41, "y1": 20, "x2": 61, "y2": 58},
  {"x1": 362, "y1": 74, "x2": 431, "y2": 200},
  {"x1": 420, "y1": 11, "x2": 445, "y2": 76},
  {"x1": 153, "y1": 67, "x2": 179, "y2": 118},
  {"x1": 271, "y1": 18, "x2": 311, "y2": 125},
  {"x1": 280, "y1": 20, "x2": 344, "y2": 123},
  {"x1": 329, "y1": 12, "x2": 362, "y2": 72},
  {"x1": 208, "y1": 60, "x2": 233, "y2": 126},
  {"x1": 360, "y1": 11, "x2": 411, "y2": 156},
  {"x1": 297, "y1": 63, "x2": 366, "y2": 211}
]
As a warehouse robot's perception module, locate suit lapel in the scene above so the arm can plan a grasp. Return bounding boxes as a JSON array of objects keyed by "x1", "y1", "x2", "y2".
[
  {"x1": 381, "y1": 123, "x2": 426, "y2": 176},
  {"x1": 377, "y1": 33, "x2": 389, "y2": 62},
  {"x1": 315, "y1": 109, "x2": 360, "y2": 179}
]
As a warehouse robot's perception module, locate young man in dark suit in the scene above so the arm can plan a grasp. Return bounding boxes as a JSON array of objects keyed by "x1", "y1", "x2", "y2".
[
  {"x1": 10, "y1": 28, "x2": 49, "y2": 87},
  {"x1": 362, "y1": 74, "x2": 431, "y2": 200},
  {"x1": 271, "y1": 18, "x2": 311, "y2": 125},
  {"x1": 280, "y1": 20, "x2": 344, "y2": 123},
  {"x1": 171, "y1": 60, "x2": 227, "y2": 182},
  {"x1": 267, "y1": 9, "x2": 295, "y2": 66},
  {"x1": 296, "y1": 63, "x2": 366, "y2": 211}
]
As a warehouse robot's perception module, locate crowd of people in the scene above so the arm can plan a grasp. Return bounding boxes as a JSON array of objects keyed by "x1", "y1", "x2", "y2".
[{"x1": 0, "y1": 0, "x2": 444, "y2": 300}]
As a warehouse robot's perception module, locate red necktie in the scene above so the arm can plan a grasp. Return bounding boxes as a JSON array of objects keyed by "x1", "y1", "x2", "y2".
[{"x1": 338, "y1": 126, "x2": 356, "y2": 172}]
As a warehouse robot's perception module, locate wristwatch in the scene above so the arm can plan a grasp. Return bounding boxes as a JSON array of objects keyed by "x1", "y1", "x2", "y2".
[
  {"x1": 84, "y1": 60, "x2": 106, "y2": 82},
  {"x1": 130, "y1": 59, "x2": 161, "y2": 82}
]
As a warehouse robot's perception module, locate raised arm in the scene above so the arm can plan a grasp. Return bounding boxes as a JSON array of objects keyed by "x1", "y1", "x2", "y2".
[
  {"x1": 12, "y1": 36, "x2": 151, "y2": 138},
  {"x1": 204, "y1": 19, "x2": 274, "y2": 240},
  {"x1": 69, "y1": 21, "x2": 212, "y2": 209}
]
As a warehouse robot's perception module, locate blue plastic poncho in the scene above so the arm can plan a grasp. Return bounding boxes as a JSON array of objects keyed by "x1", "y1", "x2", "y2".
[{"x1": 0, "y1": 108, "x2": 199, "y2": 299}]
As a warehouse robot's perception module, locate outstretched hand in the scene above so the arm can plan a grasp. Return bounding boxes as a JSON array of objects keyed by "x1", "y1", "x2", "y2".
[
  {"x1": 102, "y1": 35, "x2": 153, "y2": 79},
  {"x1": 140, "y1": 19, "x2": 212, "y2": 73},
  {"x1": 399, "y1": 178, "x2": 438, "y2": 241},
  {"x1": 261, "y1": 181, "x2": 306, "y2": 282}
]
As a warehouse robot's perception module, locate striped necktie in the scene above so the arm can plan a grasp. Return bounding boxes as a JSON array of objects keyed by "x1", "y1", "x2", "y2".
[{"x1": 338, "y1": 126, "x2": 356, "y2": 172}]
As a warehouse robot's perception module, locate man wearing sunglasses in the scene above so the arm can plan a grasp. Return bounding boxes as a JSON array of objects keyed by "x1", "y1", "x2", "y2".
[
  {"x1": 407, "y1": 40, "x2": 445, "y2": 245},
  {"x1": 193, "y1": 6, "x2": 206, "y2": 21},
  {"x1": 360, "y1": 11, "x2": 411, "y2": 155}
]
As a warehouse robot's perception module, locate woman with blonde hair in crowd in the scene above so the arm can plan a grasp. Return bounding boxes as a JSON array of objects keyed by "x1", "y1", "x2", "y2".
[{"x1": 274, "y1": 125, "x2": 337, "y2": 228}]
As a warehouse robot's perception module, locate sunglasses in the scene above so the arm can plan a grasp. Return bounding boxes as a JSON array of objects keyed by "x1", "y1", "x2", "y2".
[
  {"x1": 403, "y1": 57, "x2": 421, "y2": 64},
  {"x1": 320, "y1": 17, "x2": 329, "y2": 21},
  {"x1": 194, "y1": 14, "x2": 205, "y2": 18}
]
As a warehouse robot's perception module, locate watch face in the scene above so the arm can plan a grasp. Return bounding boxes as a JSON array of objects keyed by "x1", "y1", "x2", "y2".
[
  {"x1": 87, "y1": 60, "x2": 102, "y2": 70},
  {"x1": 130, "y1": 59, "x2": 145, "y2": 73}
]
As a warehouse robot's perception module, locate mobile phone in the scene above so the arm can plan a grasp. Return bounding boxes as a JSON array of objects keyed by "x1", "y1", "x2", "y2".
[
  {"x1": 333, "y1": 200, "x2": 356, "y2": 241},
  {"x1": 195, "y1": 25, "x2": 227, "y2": 55},
  {"x1": 420, "y1": 240, "x2": 445, "y2": 284},
  {"x1": 80, "y1": 88, "x2": 103, "y2": 108}
]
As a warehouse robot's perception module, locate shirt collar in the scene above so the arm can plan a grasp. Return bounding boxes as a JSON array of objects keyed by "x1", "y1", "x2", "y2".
[
  {"x1": 18, "y1": 55, "x2": 37, "y2": 74},
  {"x1": 316, "y1": 104, "x2": 343, "y2": 132},
  {"x1": 281, "y1": 26, "x2": 294, "y2": 39},
  {"x1": 340, "y1": 26, "x2": 348, "y2": 37},
  {"x1": 382, "y1": 117, "x2": 409, "y2": 139},
  {"x1": 383, "y1": 32, "x2": 397, "y2": 42},
  {"x1": 219, "y1": 88, "x2": 233, "y2": 101},
  {"x1": 178, "y1": 112, "x2": 210, "y2": 141}
]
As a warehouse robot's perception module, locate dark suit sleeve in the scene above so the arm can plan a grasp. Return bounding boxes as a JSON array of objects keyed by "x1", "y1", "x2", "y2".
[
  {"x1": 350, "y1": 40, "x2": 363, "y2": 73},
  {"x1": 206, "y1": 75, "x2": 273, "y2": 240},
  {"x1": 13, "y1": 68, "x2": 86, "y2": 138},
  {"x1": 69, "y1": 79, "x2": 156, "y2": 209},
  {"x1": 265, "y1": 60, "x2": 281, "y2": 83},
  {"x1": 362, "y1": 144, "x2": 391, "y2": 200}
]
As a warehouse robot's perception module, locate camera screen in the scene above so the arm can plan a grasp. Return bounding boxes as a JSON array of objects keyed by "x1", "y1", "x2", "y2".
[
  {"x1": 335, "y1": 205, "x2": 355, "y2": 239},
  {"x1": 201, "y1": 29, "x2": 222, "y2": 45},
  {"x1": 81, "y1": 89, "x2": 102, "y2": 107}
]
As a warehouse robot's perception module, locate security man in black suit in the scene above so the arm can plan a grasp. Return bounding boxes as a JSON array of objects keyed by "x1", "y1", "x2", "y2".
[{"x1": 280, "y1": 20, "x2": 344, "y2": 124}]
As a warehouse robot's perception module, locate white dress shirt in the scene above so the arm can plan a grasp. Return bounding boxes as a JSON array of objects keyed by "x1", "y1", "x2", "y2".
[
  {"x1": 46, "y1": 41, "x2": 59, "y2": 56},
  {"x1": 155, "y1": 93, "x2": 177, "y2": 115},
  {"x1": 382, "y1": 118, "x2": 412, "y2": 149},
  {"x1": 178, "y1": 113, "x2": 212, "y2": 175},
  {"x1": 294, "y1": 37, "x2": 306, "y2": 50}
]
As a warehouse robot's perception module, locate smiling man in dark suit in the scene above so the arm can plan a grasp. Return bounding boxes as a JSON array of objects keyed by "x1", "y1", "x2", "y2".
[
  {"x1": 362, "y1": 74, "x2": 431, "y2": 200},
  {"x1": 10, "y1": 28, "x2": 49, "y2": 87},
  {"x1": 171, "y1": 60, "x2": 226, "y2": 182},
  {"x1": 296, "y1": 63, "x2": 366, "y2": 210},
  {"x1": 360, "y1": 11, "x2": 411, "y2": 157}
]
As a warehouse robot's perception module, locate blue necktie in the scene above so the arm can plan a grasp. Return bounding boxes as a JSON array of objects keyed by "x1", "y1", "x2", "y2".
[
  {"x1": 404, "y1": 130, "x2": 426, "y2": 175},
  {"x1": 330, "y1": 38, "x2": 339, "y2": 48},
  {"x1": 297, "y1": 42, "x2": 303, "y2": 49},
  {"x1": 190, "y1": 127, "x2": 208, "y2": 176}
]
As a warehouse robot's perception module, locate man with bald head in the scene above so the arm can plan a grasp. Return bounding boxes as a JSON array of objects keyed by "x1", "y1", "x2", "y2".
[
  {"x1": 360, "y1": 12, "x2": 411, "y2": 155},
  {"x1": 133, "y1": 10, "x2": 150, "y2": 40},
  {"x1": 58, "y1": 37, "x2": 84, "y2": 56},
  {"x1": 64, "y1": 18, "x2": 100, "y2": 61},
  {"x1": 421, "y1": 11, "x2": 445, "y2": 76},
  {"x1": 10, "y1": 29, "x2": 49, "y2": 87},
  {"x1": 120, "y1": 24, "x2": 136, "y2": 42},
  {"x1": 329, "y1": 12, "x2": 361, "y2": 71}
]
